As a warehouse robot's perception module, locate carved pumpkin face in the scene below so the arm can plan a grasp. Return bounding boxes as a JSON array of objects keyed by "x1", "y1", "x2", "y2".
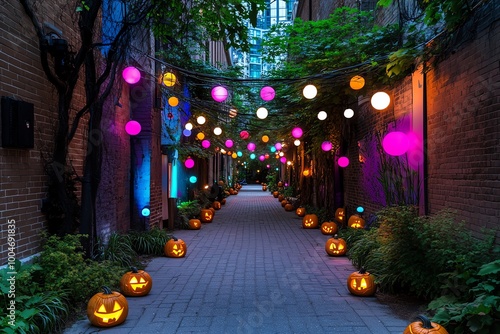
[
  {"x1": 277, "y1": 181, "x2": 283, "y2": 187},
  {"x1": 284, "y1": 203, "x2": 294, "y2": 211},
  {"x1": 403, "y1": 315, "x2": 449, "y2": 334},
  {"x1": 200, "y1": 209, "x2": 213, "y2": 223},
  {"x1": 87, "y1": 286, "x2": 128, "y2": 327},
  {"x1": 164, "y1": 237, "x2": 187, "y2": 258},
  {"x1": 335, "y1": 208, "x2": 345, "y2": 224},
  {"x1": 120, "y1": 267, "x2": 152, "y2": 296},
  {"x1": 320, "y1": 222, "x2": 338, "y2": 235},
  {"x1": 272, "y1": 191, "x2": 279, "y2": 198},
  {"x1": 213, "y1": 201, "x2": 221, "y2": 210},
  {"x1": 347, "y1": 268, "x2": 376, "y2": 296},
  {"x1": 325, "y1": 234, "x2": 347, "y2": 256},
  {"x1": 188, "y1": 218, "x2": 201, "y2": 230},
  {"x1": 348, "y1": 215, "x2": 365, "y2": 229},
  {"x1": 302, "y1": 214, "x2": 319, "y2": 229},
  {"x1": 296, "y1": 207, "x2": 306, "y2": 217},
  {"x1": 262, "y1": 185, "x2": 267, "y2": 191}
]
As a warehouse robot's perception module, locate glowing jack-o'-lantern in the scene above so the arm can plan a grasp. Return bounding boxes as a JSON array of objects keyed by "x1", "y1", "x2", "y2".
[
  {"x1": 277, "y1": 181, "x2": 283, "y2": 187},
  {"x1": 325, "y1": 234, "x2": 347, "y2": 256},
  {"x1": 302, "y1": 214, "x2": 319, "y2": 229},
  {"x1": 262, "y1": 185, "x2": 267, "y2": 191},
  {"x1": 296, "y1": 207, "x2": 306, "y2": 217},
  {"x1": 320, "y1": 222, "x2": 338, "y2": 235},
  {"x1": 403, "y1": 315, "x2": 449, "y2": 334},
  {"x1": 213, "y1": 201, "x2": 221, "y2": 210},
  {"x1": 335, "y1": 208, "x2": 345, "y2": 224},
  {"x1": 348, "y1": 214, "x2": 365, "y2": 229},
  {"x1": 200, "y1": 209, "x2": 213, "y2": 223},
  {"x1": 278, "y1": 194, "x2": 285, "y2": 202},
  {"x1": 273, "y1": 191, "x2": 279, "y2": 198},
  {"x1": 120, "y1": 267, "x2": 152, "y2": 296},
  {"x1": 284, "y1": 203, "x2": 294, "y2": 211},
  {"x1": 164, "y1": 237, "x2": 187, "y2": 258},
  {"x1": 347, "y1": 268, "x2": 377, "y2": 296},
  {"x1": 87, "y1": 286, "x2": 128, "y2": 327},
  {"x1": 188, "y1": 218, "x2": 201, "y2": 230}
]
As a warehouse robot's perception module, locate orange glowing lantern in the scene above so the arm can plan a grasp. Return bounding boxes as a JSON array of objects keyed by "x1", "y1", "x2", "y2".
[
  {"x1": 164, "y1": 237, "x2": 187, "y2": 258},
  {"x1": 296, "y1": 207, "x2": 306, "y2": 217},
  {"x1": 87, "y1": 286, "x2": 128, "y2": 327},
  {"x1": 302, "y1": 214, "x2": 319, "y2": 229},
  {"x1": 200, "y1": 209, "x2": 213, "y2": 223},
  {"x1": 348, "y1": 215, "x2": 365, "y2": 229},
  {"x1": 335, "y1": 208, "x2": 345, "y2": 224},
  {"x1": 188, "y1": 218, "x2": 201, "y2": 230},
  {"x1": 347, "y1": 268, "x2": 377, "y2": 296},
  {"x1": 320, "y1": 222, "x2": 338, "y2": 235},
  {"x1": 120, "y1": 267, "x2": 152, "y2": 297},
  {"x1": 325, "y1": 234, "x2": 347, "y2": 256}
]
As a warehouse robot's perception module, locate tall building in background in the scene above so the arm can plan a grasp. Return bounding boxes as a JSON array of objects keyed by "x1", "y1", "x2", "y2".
[{"x1": 232, "y1": 0, "x2": 297, "y2": 78}]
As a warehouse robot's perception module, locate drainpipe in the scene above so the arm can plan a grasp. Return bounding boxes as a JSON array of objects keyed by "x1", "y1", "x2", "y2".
[{"x1": 423, "y1": 70, "x2": 429, "y2": 215}]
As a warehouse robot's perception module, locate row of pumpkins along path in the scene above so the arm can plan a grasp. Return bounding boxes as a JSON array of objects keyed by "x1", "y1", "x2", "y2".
[
  {"x1": 86, "y1": 183, "x2": 243, "y2": 328},
  {"x1": 268, "y1": 184, "x2": 450, "y2": 334}
]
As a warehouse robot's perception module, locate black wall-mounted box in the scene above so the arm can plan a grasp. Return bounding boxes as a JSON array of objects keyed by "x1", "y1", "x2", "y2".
[{"x1": 1, "y1": 96, "x2": 34, "y2": 149}]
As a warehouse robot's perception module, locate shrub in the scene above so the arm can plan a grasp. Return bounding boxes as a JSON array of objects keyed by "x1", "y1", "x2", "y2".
[{"x1": 129, "y1": 227, "x2": 172, "y2": 255}]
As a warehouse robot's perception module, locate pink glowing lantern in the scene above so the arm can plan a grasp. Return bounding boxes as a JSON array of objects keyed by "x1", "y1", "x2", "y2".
[
  {"x1": 201, "y1": 140, "x2": 211, "y2": 149},
  {"x1": 321, "y1": 141, "x2": 333, "y2": 151},
  {"x1": 280, "y1": 157, "x2": 287, "y2": 164},
  {"x1": 125, "y1": 120, "x2": 141, "y2": 135},
  {"x1": 291, "y1": 127, "x2": 303, "y2": 139},
  {"x1": 122, "y1": 66, "x2": 141, "y2": 84},
  {"x1": 260, "y1": 86, "x2": 276, "y2": 101},
  {"x1": 240, "y1": 130, "x2": 250, "y2": 139},
  {"x1": 184, "y1": 157, "x2": 195, "y2": 169},
  {"x1": 382, "y1": 131, "x2": 410, "y2": 156},
  {"x1": 211, "y1": 86, "x2": 228, "y2": 102},
  {"x1": 247, "y1": 142, "x2": 256, "y2": 151},
  {"x1": 259, "y1": 155, "x2": 265, "y2": 161},
  {"x1": 338, "y1": 156, "x2": 350, "y2": 168},
  {"x1": 225, "y1": 139, "x2": 234, "y2": 148},
  {"x1": 275, "y1": 143, "x2": 282, "y2": 151}
]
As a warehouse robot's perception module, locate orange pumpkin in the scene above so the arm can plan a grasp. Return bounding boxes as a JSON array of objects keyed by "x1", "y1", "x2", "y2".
[
  {"x1": 335, "y1": 208, "x2": 345, "y2": 224},
  {"x1": 281, "y1": 200, "x2": 288, "y2": 207},
  {"x1": 272, "y1": 191, "x2": 279, "y2": 198},
  {"x1": 403, "y1": 315, "x2": 449, "y2": 334},
  {"x1": 262, "y1": 185, "x2": 267, "y2": 191},
  {"x1": 87, "y1": 286, "x2": 128, "y2": 327},
  {"x1": 188, "y1": 218, "x2": 201, "y2": 230},
  {"x1": 320, "y1": 221, "x2": 338, "y2": 235},
  {"x1": 348, "y1": 214, "x2": 365, "y2": 229},
  {"x1": 284, "y1": 203, "x2": 294, "y2": 211},
  {"x1": 278, "y1": 194, "x2": 285, "y2": 202},
  {"x1": 213, "y1": 201, "x2": 221, "y2": 210},
  {"x1": 302, "y1": 214, "x2": 319, "y2": 229},
  {"x1": 296, "y1": 207, "x2": 306, "y2": 217},
  {"x1": 200, "y1": 209, "x2": 213, "y2": 223},
  {"x1": 347, "y1": 268, "x2": 377, "y2": 296},
  {"x1": 164, "y1": 237, "x2": 187, "y2": 258},
  {"x1": 221, "y1": 198, "x2": 226, "y2": 205},
  {"x1": 120, "y1": 267, "x2": 152, "y2": 297},
  {"x1": 325, "y1": 234, "x2": 347, "y2": 256},
  {"x1": 277, "y1": 181, "x2": 283, "y2": 187}
]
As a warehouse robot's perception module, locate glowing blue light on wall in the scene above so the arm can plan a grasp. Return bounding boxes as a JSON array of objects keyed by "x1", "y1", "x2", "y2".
[
  {"x1": 237, "y1": 151, "x2": 243, "y2": 157},
  {"x1": 142, "y1": 207, "x2": 151, "y2": 217},
  {"x1": 270, "y1": 147, "x2": 276, "y2": 153},
  {"x1": 356, "y1": 206, "x2": 365, "y2": 213},
  {"x1": 189, "y1": 176, "x2": 197, "y2": 183},
  {"x1": 250, "y1": 153, "x2": 256, "y2": 159}
]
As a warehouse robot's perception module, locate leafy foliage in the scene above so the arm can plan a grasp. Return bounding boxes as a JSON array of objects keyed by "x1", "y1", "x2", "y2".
[{"x1": 129, "y1": 227, "x2": 172, "y2": 255}]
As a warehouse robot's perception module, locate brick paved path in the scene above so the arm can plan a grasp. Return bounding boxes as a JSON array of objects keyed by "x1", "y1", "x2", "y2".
[{"x1": 65, "y1": 184, "x2": 409, "y2": 333}]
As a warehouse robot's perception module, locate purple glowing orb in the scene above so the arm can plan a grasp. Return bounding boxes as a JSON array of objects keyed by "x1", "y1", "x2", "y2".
[
  {"x1": 240, "y1": 130, "x2": 250, "y2": 139},
  {"x1": 338, "y1": 156, "x2": 350, "y2": 168},
  {"x1": 291, "y1": 127, "x2": 303, "y2": 139},
  {"x1": 211, "y1": 86, "x2": 228, "y2": 102},
  {"x1": 247, "y1": 142, "x2": 256, "y2": 151},
  {"x1": 122, "y1": 66, "x2": 141, "y2": 84},
  {"x1": 225, "y1": 139, "x2": 234, "y2": 148},
  {"x1": 280, "y1": 157, "x2": 287, "y2": 164},
  {"x1": 321, "y1": 141, "x2": 332, "y2": 151},
  {"x1": 260, "y1": 86, "x2": 276, "y2": 101},
  {"x1": 201, "y1": 140, "x2": 211, "y2": 149},
  {"x1": 382, "y1": 131, "x2": 409, "y2": 156},
  {"x1": 184, "y1": 158, "x2": 195, "y2": 169}
]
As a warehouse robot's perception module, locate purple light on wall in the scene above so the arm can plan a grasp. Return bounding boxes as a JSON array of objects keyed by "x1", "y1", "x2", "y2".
[
  {"x1": 338, "y1": 156, "x2": 349, "y2": 167},
  {"x1": 184, "y1": 157, "x2": 195, "y2": 169},
  {"x1": 225, "y1": 139, "x2": 234, "y2": 148},
  {"x1": 259, "y1": 155, "x2": 265, "y2": 161},
  {"x1": 125, "y1": 120, "x2": 141, "y2": 135},
  {"x1": 275, "y1": 142, "x2": 282, "y2": 150},
  {"x1": 201, "y1": 140, "x2": 211, "y2": 148},
  {"x1": 260, "y1": 86, "x2": 275, "y2": 101},
  {"x1": 382, "y1": 131, "x2": 410, "y2": 156},
  {"x1": 211, "y1": 86, "x2": 228, "y2": 102},
  {"x1": 280, "y1": 157, "x2": 287, "y2": 164},
  {"x1": 247, "y1": 142, "x2": 256, "y2": 151},
  {"x1": 321, "y1": 141, "x2": 332, "y2": 151},
  {"x1": 291, "y1": 127, "x2": 303, "y2": 139},
  {"x1": 122, "y1": 66, "x2": 141, "y2": 84}
]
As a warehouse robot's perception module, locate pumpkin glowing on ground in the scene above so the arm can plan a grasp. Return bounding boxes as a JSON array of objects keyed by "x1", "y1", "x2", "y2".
[
  {"x1": 87, "y1": 286, "x2": 128, "y2": 327},
  {"x1": 335, "y1": 208, "x2": 345, "y2": 224},
  {"x1": 200, "y1": 209, "x2": 213, "y2": 223},
  {"x1": 164, "y1": 237, "x2": 187, "y2": 258},
  {"x1": 325, "y1": 234, "x2": 347, "y2": 256},
  {"x1": 320, "y1": 221, "x2": 338, "y2": 235},
  {"x1": 120, "y1": 267, "x2": 152, "y2": 297},
  {"x1": 284, "y1": 203, "x2": 294, "y2": 211},
  {"x1": 262, "y1": 185, "x2": 267, "y2": 191},
  {"x1": 347, "y1": 268, "x2": 376, "y2": 296},
  {"x1": 188, "y1": 218, "x2": 201, "y2": 230},
  {"x1": 296, "y1": 207, "x2": 306, "y2": 217},
  {"x1": 348, "y1": 214, "x2": 365, "y2": 229},
  {"x1": 403, "y1": 315, "x2": 449, "y2": 334},
  {"x1": 213, "y1": 201, "x2": 221, "y2": 210},
  {"x1": 302, "y1": 214, "x2": 319, "y2": 229},
  {"x1": 278, "y1": 194, "x2": 285, "y2": 202},
  {"x1": 221, "y1": 198, "x2": 226, "y2": 205},
  {"x1": 281, "y1": 200, "x2": 288, "y2": 207},
  {"x1": 273, "y1": 191, "x2": 279, "y2": 198}
]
